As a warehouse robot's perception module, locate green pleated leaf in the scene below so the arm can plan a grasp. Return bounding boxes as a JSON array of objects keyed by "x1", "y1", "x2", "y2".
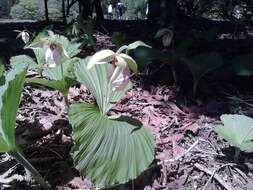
[
  {"x1": 25, "y1": 77, "x2": 66, "y2": 93},
  {"x1": 75, "y1": 58, "x2": 132, "y2": 114},
  {"x1": 0, "y1": 57, "x2": 5, "y2": 77},
  {"x1": 215, "y1": 114, "x2": 253, "y2": 152},
  {"x1": 0, "y1": 63, "x2": 27, "y2": 152},
  {"x1": 10, "y1": 55, "x2": 37, "y2": 69},
  {"x1": 33, "y1": 48, "x2": 46, "y2": 67},
  {"x1": 26, "y1": 59, "x2": 78, "y2": 94},
  {"x1": 69, "y1": 103, "x2": 155, "y2": 188}
]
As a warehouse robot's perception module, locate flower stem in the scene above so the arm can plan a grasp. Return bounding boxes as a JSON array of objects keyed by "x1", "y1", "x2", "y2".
[{"x1": 10, "y1": 151, "x2": 50, "y2": 189}]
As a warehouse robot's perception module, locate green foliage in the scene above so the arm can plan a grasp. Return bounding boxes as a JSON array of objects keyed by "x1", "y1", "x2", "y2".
[
  {"x1": 183, "y1": 52, "x2": 223, "y2": 96},
  {"x1": 112, "y1": 32, "x2": 126, "y2": 46},
  {"x1": 10, "y1": 0, "x2": 44, "y2": 20},
  {"x1": 232, "y1": 54, "x2": 253, "y2": 76},
  {"x1": 66, "y1": 16, "x2": 95, "y2": 46},
  {"x1": 0, "y1": 63, "x2": 27, "y2": 152},
  {"x1": 133, "y1": 46, "x2": 170, "y2": 70},
  {"x1": 0, "y1": 61, "x2": 50, "y2": 189},
  {"x1": 13, "y1": 31, "x2": 81, "y2": 95},
  {"x1": 70, "y1": 56, "x2": 154, "y2": 187},
  {"x1": 76, "y1": 58, "x2": 132, "y2": 114},
  {"x1": 69, "y1": 103, "x2": 154, "y2": 188},
  {"x1": 10, "y1": 0, "x2": 62, "y2": 20},
  {"x1": 0, "y1": 57, "x2": 5, "y2": 77},
  {"x1": 26, "y1": 59, "x2": 78, "y2": 95},
  {"x1": 215, "y1": 114, "x2": 253, "y2": 152}
]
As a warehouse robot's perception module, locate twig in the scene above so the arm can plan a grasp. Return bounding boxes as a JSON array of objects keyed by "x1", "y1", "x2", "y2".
[
  {"x1": 163, "y1": 140, "x2": 199, "y2": 163},
  {"x1": 193, "y1": 147, "x2": 225, "y2": 157},
  {"x1": 194, "y1": 163, "x2": 235, "y2": 190}
]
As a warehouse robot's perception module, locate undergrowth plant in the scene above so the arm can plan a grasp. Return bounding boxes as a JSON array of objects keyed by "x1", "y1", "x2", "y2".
[
  {"x1": 215, "y1": 114, "x2": 253, "y2": 161},
  {"x1": 135, "y1": 28, "x2": 224, "y2": 96},
  {"x1": 12, "y1": 30, "x2": 81, "y2": 106},
  {"x1": 0, "y1": 63, "x2": 50, "y2": 189},
  {"x1": 11, "y1": 30, "x2": 155, "y2": 188},
  {"x1": 69, "y1": 48, "x2": 154, "y2": 187}
]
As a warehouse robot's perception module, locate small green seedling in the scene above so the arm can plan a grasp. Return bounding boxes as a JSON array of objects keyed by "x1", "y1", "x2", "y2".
[{"x1": 215, "y1": 114, "x2": 253, "y2": 161}]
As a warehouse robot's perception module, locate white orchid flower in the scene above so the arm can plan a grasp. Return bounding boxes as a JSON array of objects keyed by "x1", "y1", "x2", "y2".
[
  {"x1": 87, "y1": 49, "x2": 138, "y2": 91},
  {"x1": 26, "y1": 31, "x2": 69, "y2": 68},
  {"x1": 45, "y1": 43, "x2": 62, "y2": 68},
  {"x1": 107, "y1": 64, "x2": 130, "y2": 91},
  {"x1": 15, "y1": 30, "x2": 30, "y2": 44}
]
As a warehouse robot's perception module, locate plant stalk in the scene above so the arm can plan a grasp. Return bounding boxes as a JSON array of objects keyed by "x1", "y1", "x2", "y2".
[
  {"x1": 234, "y1": 147, "x2": 240, "y2": 162},
  {"x1": 10, "y1": 151, "x2": 50, "y2": 189}
]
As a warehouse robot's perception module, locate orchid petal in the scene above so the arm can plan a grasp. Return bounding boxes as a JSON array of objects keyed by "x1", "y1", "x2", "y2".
[
  {"x1": 109, "y1": 56, "x2": 127, "y2": 84},
  {"x1": 118, "y1": 53, "x2": 138, "y2": 73},
  {"x1": 87, "y1": 50, "x2": 115, "y2": 70}
]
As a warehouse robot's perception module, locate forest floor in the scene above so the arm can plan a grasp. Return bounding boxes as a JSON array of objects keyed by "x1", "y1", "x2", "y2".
[{"x1": 1, "y1": 32, "x2": 253, "y2": 190}]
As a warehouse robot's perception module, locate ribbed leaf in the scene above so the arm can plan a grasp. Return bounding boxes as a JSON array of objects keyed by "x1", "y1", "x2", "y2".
[
  {"x1": 10, "y1": 55, "x2": 37, "y2": 69},
  {"x1": 75, "y1": 58, "x2": 132, "y2": 114},
  {"x1": 0, "y1": 63, "x2": 27, "y2": 152},
  {"x1": 69, "y1": 103, "x2": 155, "y2": 188},
  {"x1": 215, "y1": 114, "x2": 253, "y2": 152},
  {"x1": 25, "y1": 78, "x2": 66, "y2": 93},
  {"x1": 26, "y1": 59, "x2": 78, "y2": 94},
  {"x1": 33, "y1": 48, "x2": 46, "y2": 67}
]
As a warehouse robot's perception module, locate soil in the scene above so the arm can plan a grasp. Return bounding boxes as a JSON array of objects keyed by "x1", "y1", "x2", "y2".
[{"x1": 1, "y1": 31, "x2": 253, "y2": 190}]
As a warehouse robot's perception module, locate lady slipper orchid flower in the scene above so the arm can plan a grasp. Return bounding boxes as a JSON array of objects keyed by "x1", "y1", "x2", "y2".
[
  {"x1": 107, "y1": 64, "x2": 130, "y2": 91},
  {"x1": 27, "y1": 31, "x2": 69, "y2": 68},
  {"x1": 87, "y1": 49, "x2": 137, "y2": 91},
  {"x1": 45, "y1": 43, "x2": 67, "y2": 68}
]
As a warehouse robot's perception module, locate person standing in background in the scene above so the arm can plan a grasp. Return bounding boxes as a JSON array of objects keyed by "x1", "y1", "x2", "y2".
[
  {"x1": 107, "y1": 2, "x2": 113, "y2": 19},
  {"x1": 116, "y1": 0, "x2": 126, "y2": 20}
]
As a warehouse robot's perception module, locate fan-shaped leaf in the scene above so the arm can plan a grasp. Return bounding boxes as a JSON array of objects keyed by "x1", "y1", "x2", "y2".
[
  {"x1": 0, "y1": 63, "x2": 27, "y2": 152},
  {"x1": 69, "y1": 103, "x2": 155, "y2": 188},
  {"x1": 215, "y1": 114, "x2": 253, "y2": 152}
]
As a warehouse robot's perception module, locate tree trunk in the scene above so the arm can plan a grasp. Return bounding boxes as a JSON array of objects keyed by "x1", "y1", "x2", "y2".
[
  {"x1": 44, "y1": 0, "x2": 49, "y2": 22},
  {"x1": 62, "y1": 0, "x2": 67, "y2": 24},
  {"x1": 78, "y1": 0, "x2": 93, "y2": 19},
  {"x1": 93, "y1": 0, "x2": 104, "y2": 22}
]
